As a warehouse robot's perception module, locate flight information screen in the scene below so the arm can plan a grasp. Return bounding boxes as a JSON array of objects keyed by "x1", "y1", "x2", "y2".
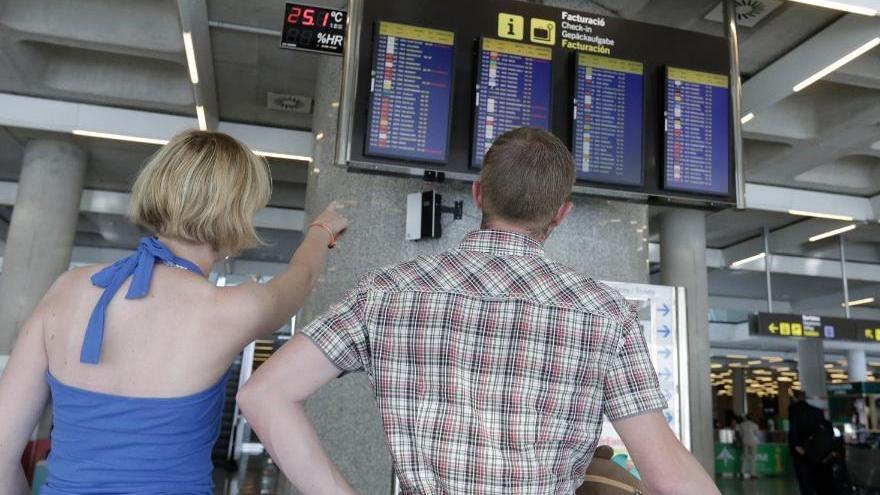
[
  {"x1": 472, "y1": 37, "x2": 552, "y2": 167},
  {"x1": 365, "y1": 21, "x2": 455, "y2": 163},
  {"x1": 572, "y1": 53, "x2": 644, "y2": 186},
  {"x1": 663, "y1": 67, "x2": 730, "y2": 195}
]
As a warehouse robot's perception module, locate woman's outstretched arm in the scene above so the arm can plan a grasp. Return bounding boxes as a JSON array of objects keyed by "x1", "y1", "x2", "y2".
[{"x1": 211, "y1": 202, "x2": 348, "y2": 346}]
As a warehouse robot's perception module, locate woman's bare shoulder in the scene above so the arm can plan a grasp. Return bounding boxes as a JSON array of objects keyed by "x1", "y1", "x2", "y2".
[{"x1": 41, "y1": 265, "x2": 107, "y2": 305}]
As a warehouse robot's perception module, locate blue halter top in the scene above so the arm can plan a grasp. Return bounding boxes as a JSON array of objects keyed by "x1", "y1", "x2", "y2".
[{"x1": 42, "y1": 237, "x2": 228, "y2": 495}]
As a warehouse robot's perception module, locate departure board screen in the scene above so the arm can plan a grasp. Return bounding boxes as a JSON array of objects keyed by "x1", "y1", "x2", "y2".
[
  {"x1": 572, "y1": 53, "x2": 644, "y2": 186},
  {"x1": 663, "y1": 67, "x2": 730, "y2": 195},
  {"x1": 365, "y1": 22, "x2": 455, "y2": 163},
  {"x1": 472, "y1": 38, "x2": 552, "y2": 167}
]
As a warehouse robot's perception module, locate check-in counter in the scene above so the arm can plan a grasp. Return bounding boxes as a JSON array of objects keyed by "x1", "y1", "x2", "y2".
[{"x1": 714, "y1": 443, "x2": 793, "y2": 477}]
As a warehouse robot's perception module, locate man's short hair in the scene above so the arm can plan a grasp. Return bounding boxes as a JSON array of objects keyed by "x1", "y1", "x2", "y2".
[
  {"x1": 480, "y1": 127, "x2": 575, "y2": 235},
  {"x1": 130, "y1": 130, "x2": 272, "y2": 255}
]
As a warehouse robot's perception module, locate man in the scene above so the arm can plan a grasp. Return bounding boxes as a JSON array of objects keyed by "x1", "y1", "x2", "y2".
[
  {"x1": 239, "y1": 128, "x2": 718, "y2": 494},
  {"x1": 789, "y1": 390, "x2": 832, "y2": 495},
  {"x1": 737, "y1": 414, "x2": 760, "y2": 479}
]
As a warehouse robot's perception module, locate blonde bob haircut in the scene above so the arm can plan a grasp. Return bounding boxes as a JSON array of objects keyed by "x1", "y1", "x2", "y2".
[{"x1": 130, "y1": 130, "x2": 272, "y2": 255}]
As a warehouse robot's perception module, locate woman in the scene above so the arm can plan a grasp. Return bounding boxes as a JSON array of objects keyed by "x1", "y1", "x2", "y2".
[{"x1": 0, "y1": 130, "x2": 347, "y2": 494}]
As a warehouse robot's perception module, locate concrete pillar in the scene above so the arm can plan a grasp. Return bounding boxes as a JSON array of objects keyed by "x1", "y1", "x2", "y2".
[
  {"x1": 732, "y1": 368, "x2": 746, "y2": 417},
  {"x1": 848, "y1": 349, "x2": 868, "y2": 383},
  {"x1": 797, "y1": 340, "x2": 827, "y2": 406},
  {"x1": 293, "y1": 55, "x2": 651, "y2": 492},
  {"x1": 0, "y1": 139, "x2": 86, "y2": 356},
  {"x1": 658, "y1": 208, "x2": 714, "y2": 475},
  {"x1": 778, "y1": 382, "x2": 791, "y2": 424}
]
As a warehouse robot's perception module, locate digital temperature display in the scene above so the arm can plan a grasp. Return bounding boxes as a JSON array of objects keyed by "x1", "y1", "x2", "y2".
[{"x1": 280, "y1": 3, "x2": 347, "y2": 56}]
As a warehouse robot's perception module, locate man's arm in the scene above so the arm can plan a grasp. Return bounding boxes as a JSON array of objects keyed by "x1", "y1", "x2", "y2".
[
  {"x1": 238, "y1": 279, "x2": 371, "y2": 494},
  {"x1": 237, "y1": 334, "x2": 357, "y2": 495},
  {"x1": 614, "y1": 412, "x2": 719, "y2": 495}
]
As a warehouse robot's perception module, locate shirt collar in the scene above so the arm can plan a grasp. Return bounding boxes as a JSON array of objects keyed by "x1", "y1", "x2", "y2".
[{"x1": 458, "y1": 230, "x2": 545, "y2": 257}]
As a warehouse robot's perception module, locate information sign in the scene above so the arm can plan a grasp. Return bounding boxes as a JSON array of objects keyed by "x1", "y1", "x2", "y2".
[
  {"x1": 852, "y1": 319, "x2": 880, "y2": 343},
  {"x1": 751, "y1": 313, "x2": 858, "y2": 341},
  {"x1": 365, "y1": 22, "x2": 455, "y2": 163},
  {"x1": 663, "y1": 67, "x2": 730, "y2": 196},
  {"x1": 572, "y1": 53, "x2": 644, "y2": 186},
  {"x1": 472, "y1": 37, "x2": 552, "y2": 167}
]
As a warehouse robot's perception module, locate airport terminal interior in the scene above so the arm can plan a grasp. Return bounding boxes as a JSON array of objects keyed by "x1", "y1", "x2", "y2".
[{"x1": 3, "y1": 0, "x2": 880, "y2": 494}]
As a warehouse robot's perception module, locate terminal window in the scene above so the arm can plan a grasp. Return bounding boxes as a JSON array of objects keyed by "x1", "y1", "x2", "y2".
[
  {"x1": 662, "y1": 67, "x2": 730, "y2": 196},
  {"x1": 365, "y1": 21, "x2": 455, "y2": 163},
  {"x1": 472, "y1": 37, "x2": 552, "y2": 167},
  {"x1": 572, "y1": 53, "x2": 644, "y2": 186}
]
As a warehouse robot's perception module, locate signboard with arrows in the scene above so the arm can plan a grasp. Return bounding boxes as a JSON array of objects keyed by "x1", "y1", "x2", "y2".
[
  {"x1": 751, "y1": 313, "x2": 858, "y2": 341},
  {"x1": 600, "y1": 281, "x2": 688, "y2": 452}
]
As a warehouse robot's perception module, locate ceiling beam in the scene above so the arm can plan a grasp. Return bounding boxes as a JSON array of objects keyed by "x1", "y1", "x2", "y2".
[
  {"x1": 0, "y1": 181, "x2": 305, "y2": 232},
  {"x1": 742, "y1": 14, "x2": 880, "y2": 116},
  {"x1": 0, "y1": 93, "x2": 313, "y2": 162},
  {"x1": 650, "y1": 241, "x2": 880, "y2": 283},
  {"x1": 177, "y1": 0, "x2": 219, "y2": 130},
  {"x1": 745, "y1": 183, "x2": 875, "y2": 221}
]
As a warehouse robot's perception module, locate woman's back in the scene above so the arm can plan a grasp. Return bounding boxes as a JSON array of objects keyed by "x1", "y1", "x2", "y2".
[
  {"x1": 39, "y1": 247, "x2": 238, "y2": 495},
  {"x1": 43, "y1": 262, "x2": 235, "y2": 398}
]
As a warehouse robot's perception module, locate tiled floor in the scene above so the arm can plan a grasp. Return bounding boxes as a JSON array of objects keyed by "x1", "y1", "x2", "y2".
[{"x1": 716, "y1": 476, "x2": 801, "y2": 495}]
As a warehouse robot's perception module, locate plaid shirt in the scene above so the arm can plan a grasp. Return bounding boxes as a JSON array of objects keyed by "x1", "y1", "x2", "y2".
[{"x1": 302, "y1": 230, "x2": 666, "y2": 494}]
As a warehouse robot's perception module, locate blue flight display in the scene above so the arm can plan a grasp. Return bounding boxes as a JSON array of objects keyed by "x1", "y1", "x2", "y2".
[
  {"x1": 663, "y1": 67, "x2": 730, "y2": 196},
  {"x1": 365, "y1": 21, "x2": 455, "y2": 163},
  {"x1": 572, "y1": 53, "x2": 644, "y2": 186},
  {"x1": 472, "y1": 38, "x2": 552, "y2": 167}
]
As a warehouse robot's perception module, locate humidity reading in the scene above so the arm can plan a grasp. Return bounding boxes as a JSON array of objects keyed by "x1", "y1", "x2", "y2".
[
  {"x1": 663, "y1": 67, "x2": 730, "y2": 196},
  {"x1": 573, "y1": 53, "x2": 644, "y2": 186},
  {"x1": 365, "y1": 22, "x2": 454, "y2": 163},
  {"x1": 472, "y1": 38, "x2": 552, "y2": 167}
]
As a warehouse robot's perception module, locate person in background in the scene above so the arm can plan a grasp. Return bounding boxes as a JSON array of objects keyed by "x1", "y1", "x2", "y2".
[
  {"x1": 238, "y1": 127, "x2": 719, "y2": 495},
  {"x1": 738, "y1": 413, "x2": 760, "y2": 479},
  {"x1": 0, "y1": 130, "x2": 347, "y2": 495},
  {"x1": 789, "y1": 390, "x2": 829, "y2": 495}
]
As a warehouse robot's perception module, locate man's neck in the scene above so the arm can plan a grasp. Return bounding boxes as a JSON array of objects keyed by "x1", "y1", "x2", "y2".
[
  {"x1": 480, "y1": 220, "x2": 547, "y2": 244},
  {"x1": 157, "y1": 235, "x2": 219, "y2": 277}
]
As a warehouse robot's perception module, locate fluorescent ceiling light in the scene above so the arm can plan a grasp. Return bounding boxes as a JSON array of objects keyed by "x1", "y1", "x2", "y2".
[
  {"x1": 788, "y1": 0, "x2": 878, "y2": 16},
  {"x1": 730, "y1": 252, "x2": 766, "y2": 268},
  {"x1": 809, "y1": 224, "x2": 857, "y2": 242},
  {"x1": 726, "y1": 354, "x2": 748, "y2": 359},
  {"x1": 253, "y1": 150, "x2": 313, "y2": 162},
  {"x1": 196, "y1": 105, "x2": 207, "y2": 131},
  {"x1": 72, "y1": 130, "x2": 168, "y2": 146},
  {"x1": 793, "y1": 37, "x2": 880, "y2": 92},
  {"x1": 741, "y1": 112, "x2": 755, "y2": 124},
  {"x1": 788, "y1": 209, "x2": 854, "y2": 222},
  {"x1": 183, "y1": 32, "x2": 199, "y2": 84},
  {"x1": 842, "y1": 296, "x2": 875, "y2": 307}
]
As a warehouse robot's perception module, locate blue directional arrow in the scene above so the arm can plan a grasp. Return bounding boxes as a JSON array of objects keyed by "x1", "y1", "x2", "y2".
[
  {"x1": 657, "y1": 368, "x2": 672, "y2": 380},
  {"x1": 657, "y1": 347, "x2": 672, "y2": 359},
  {"x1": 658, "y1": 325, "x2": 671, "y2": 338},
  {"x1": 658, "y1": 304, "x2": 670, "y2": 317},
  {"x1": 665, "y1": 411, "x2": 674, "y2": 424}
]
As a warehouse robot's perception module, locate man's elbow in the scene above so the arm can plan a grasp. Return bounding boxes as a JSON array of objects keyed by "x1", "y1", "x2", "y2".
[{"x1": 236, "y1": 380, "x2": 264, "y2": 419}]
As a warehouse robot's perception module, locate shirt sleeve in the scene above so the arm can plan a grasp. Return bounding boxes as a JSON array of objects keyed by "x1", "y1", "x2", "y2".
[
  {"x1": 602, "y1": 311, "x2": 668, "y2": 421},
  {"x1": 300, "y1": 275, "x2": 372, "y2": 374}
]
